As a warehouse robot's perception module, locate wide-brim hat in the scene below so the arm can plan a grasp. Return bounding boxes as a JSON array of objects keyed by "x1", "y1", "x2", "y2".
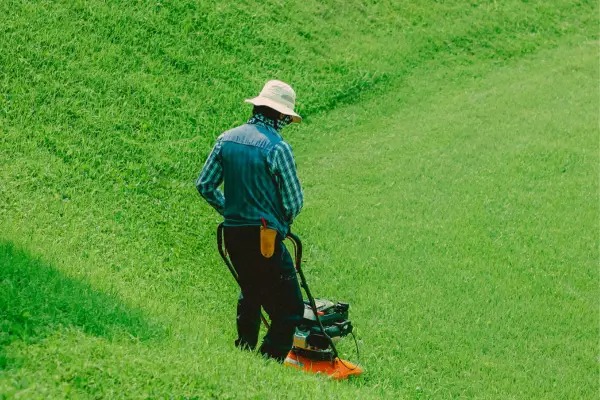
[{"x1": 245, "y1": 80, "x2": 302, "y2": 123}]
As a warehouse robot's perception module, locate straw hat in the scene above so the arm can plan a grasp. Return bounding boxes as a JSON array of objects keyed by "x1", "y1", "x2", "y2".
[{"x1": 245, "y1": 80, "x2": 302, "y2": 123}]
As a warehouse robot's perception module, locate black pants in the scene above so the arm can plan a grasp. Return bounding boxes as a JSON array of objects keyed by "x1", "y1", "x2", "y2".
[{"x1": 224, "y1": 226, "x2": 304, "y2": 362}]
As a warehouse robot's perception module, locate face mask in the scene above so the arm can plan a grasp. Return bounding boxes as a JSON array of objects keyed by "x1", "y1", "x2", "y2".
[{"x1": 248, "y1": 112, "x2": 292, "y2": 133}]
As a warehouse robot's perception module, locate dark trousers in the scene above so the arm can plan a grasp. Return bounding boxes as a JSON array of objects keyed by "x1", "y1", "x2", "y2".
[{"x1": 224, "y1": 226, "x2": 304, "y2": 362}]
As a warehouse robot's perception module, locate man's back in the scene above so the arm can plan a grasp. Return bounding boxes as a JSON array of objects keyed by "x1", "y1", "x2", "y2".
[
  {"x1": 219, "y1": 124, "x2": 288, "y2": 235},
  {"x1": 196, "y1": 113, "x2": 303, "y2": 236}
]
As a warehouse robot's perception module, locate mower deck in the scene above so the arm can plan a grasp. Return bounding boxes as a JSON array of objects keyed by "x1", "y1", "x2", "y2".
[{"x1": 284, "y1": 351, "x2": 363, "y2": 380}]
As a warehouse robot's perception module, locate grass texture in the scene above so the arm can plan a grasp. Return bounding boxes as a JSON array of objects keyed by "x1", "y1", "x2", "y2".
[{"x1": 1, "y1": 0, "x2": 598, "y2": 399}]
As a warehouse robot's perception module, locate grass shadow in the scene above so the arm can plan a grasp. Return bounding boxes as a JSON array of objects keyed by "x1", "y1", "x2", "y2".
[{"x1": 0, "y1": 240, "x2": 160, "y2": 368}]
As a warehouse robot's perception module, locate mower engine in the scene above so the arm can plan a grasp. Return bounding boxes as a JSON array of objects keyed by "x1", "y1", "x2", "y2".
[
  {"x1": 291, "y1": 299, "x2": 353, "y2": 359},
  {"x1": 285, "y1": 298, "x2": 361, "y2": 379}
]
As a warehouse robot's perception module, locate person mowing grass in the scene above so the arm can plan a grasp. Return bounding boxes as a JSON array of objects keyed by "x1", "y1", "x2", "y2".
[{"x1": 196, "y1": 80, "x2": 305, "y2": 362}]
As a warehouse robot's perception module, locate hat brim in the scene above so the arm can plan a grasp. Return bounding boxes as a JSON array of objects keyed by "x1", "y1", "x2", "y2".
[{"x1": 245, "y1": 97, "x2": 302, "y2": 123}]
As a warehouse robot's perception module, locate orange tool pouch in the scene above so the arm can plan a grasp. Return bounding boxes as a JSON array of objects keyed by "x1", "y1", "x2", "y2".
[{"x1": 260, "y1": 218, "x2": 277, "y2": 258}]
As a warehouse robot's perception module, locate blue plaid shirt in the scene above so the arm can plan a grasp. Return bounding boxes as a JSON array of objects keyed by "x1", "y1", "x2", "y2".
[{"x1": 196, "y1": 114, "x2": 303, "y2": 224}]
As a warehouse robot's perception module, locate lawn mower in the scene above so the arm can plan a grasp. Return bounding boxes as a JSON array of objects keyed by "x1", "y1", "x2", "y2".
[{"x1": 216, "y1": 224, "x2": 363, "y2": 380}]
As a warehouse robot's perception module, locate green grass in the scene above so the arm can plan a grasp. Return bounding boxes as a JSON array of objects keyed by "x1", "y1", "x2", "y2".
[{"x1": 1, "y1": 0, "x2": 598, "y2": 398}]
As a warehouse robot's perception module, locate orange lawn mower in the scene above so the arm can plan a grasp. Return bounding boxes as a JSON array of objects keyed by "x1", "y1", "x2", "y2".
[{"x1": 216, "y1": 224, "x2": 364, "y2": 380}]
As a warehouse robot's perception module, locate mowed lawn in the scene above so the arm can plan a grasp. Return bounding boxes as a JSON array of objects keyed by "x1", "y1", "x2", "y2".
[
  {"x1": 1, "y1": 1, "x2": 598, "y2": 399},
  {"x1": 294, "y1": 41, "x2": 598, "y2": 399}
]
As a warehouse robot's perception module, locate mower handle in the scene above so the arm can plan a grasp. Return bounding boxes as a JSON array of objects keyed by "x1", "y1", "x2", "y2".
[
  {"x1": 285, "y1": 232, "x2": 341, "y2": 359},
  {"x1": 285, "y1": 231, "x2": 302, "y2": 273}
]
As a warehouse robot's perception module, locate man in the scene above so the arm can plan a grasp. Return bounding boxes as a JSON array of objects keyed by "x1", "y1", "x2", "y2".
[{"x1": 196, "y1": 80, "x2": 305, "y2": 362}]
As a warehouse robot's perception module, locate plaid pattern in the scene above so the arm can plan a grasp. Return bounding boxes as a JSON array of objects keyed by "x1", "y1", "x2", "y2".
[
  {"x1": 267, "y1": 140, "x2": 303, "y2": 222},
  {"x1": 196, "y1": 138, "x2": 225, "y2": 215},
  {"x1": 196, "y1": 114, "x2": 303, "y2": 223}
]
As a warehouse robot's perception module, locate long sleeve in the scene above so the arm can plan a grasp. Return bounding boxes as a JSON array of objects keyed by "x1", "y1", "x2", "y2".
[
  {"x1": 196, "y1": 138, "x2": 225, "y2": 215},
  {"x1": 268, "y1": 141, "x2": 304, "y2": 223}
]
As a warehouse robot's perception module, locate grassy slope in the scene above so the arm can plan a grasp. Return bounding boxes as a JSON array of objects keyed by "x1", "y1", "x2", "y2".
[{"x1": 1, "y1": 0, "x2": 598, "y2": 398}]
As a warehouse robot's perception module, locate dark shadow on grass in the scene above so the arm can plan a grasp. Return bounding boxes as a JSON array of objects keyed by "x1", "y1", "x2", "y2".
[{"x1": 0, "y1": 240, "x2": 161, "y2": 369}]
